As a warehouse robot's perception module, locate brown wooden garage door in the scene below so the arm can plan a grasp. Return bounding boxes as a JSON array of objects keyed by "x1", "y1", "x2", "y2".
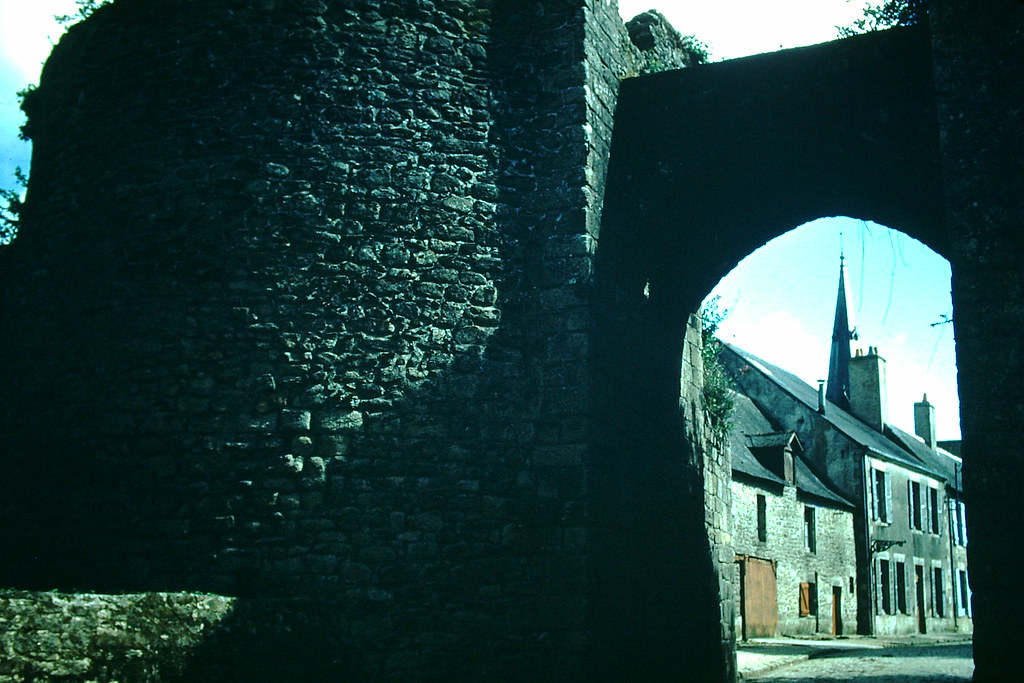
[{"x1": 740, "y1": 556, "x2": 778, "y2": 638}]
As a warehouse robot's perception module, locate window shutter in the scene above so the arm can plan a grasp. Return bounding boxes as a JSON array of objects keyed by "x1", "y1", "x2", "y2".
[
  {"x1": 874, "y1": 560, "x2": 882, "y2": 612},
  {"x1": 908, "y1": 480, "x2": 914, "y2": 527},
  {"x1": 922, "y1": 485, "x2": 930, "y2": 532},
  {"x1": 950, "y1": 501, "x2": 958, "y2": 544},
  {"x1": 884, "y1": 472, "x2": 892, "y2": 523},
  {"x1": 799, "y1": 582, "x2": 810, "y2": 616},
  {"x1": 869, "y1": 469, "x2": 877, "y2": 520},
  {"x1": 961, "y1": 502, "x2": 969, "y2": 545}
]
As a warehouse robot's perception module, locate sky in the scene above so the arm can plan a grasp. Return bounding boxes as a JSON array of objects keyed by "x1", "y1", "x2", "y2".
[
  {"x1": 0, "y1": 1, "x2": 961, "y2": 438},
  {"x1": 617, "y1": 1, "x2": 960, "y2": 440},
  {"x1": 0, "y1": 1, "x2": 80, "y2": 190}
]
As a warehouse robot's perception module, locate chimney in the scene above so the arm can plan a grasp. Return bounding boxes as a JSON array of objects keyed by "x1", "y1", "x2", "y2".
[
  {"x1": 849, "y1": 346, "x2": 887, "y2": 431},
  {"x1": 914, "y1": 394, "x2": 936, "y2": 449},
  {"x1": 817, "y1": 380, "x2": 826, "y2": 414}
]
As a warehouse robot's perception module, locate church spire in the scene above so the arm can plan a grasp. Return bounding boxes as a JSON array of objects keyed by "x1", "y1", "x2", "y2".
[{"x1": 826, "y1": 252, "x2": 856, "y2": 409}]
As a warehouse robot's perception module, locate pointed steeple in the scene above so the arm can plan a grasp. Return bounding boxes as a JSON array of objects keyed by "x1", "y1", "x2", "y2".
[{"x1": 826, "y1": 253, "x2": 856, "y2": 409}]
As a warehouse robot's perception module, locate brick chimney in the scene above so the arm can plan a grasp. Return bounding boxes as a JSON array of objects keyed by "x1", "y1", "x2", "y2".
[
  {"x1": 914, "y1": 393, "x2": 936, "y2": 448},
  {"x1": 849, "y1": 346, "x2": 888, "y2": 431}
]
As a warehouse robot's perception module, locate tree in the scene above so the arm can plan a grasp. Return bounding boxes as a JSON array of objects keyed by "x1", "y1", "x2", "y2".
[
  {"x1": 56, "y1": 0, "x2": 113, "y2": 26},
  {"x1": 837, "y1": 0, "x2": 928, "y2": 37}
]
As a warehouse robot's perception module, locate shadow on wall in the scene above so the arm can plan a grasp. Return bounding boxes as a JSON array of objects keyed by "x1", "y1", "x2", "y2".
[
  {"x1": 0, "y1": 0, "x2": 733, "y2": 680},
  {"x1": 590, "y1": 127, "x2": 732, "y2": 680}
]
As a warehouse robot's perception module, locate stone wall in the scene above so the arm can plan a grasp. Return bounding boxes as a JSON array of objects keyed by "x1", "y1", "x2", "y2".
[
  {"x1": 731, "y1": 480, "x2": 858, "y2": 637},
  {"x1": 0, "y1": 0, "x2": 727, "y2": 680},
  {"x1": 6, "y1": 0, "x2": 1018, "y2": 677},
  {"x1": 929, "y1": 0, "x2": 1024, "y2": 679},
  {"x1": 0, "y1": 592, "x2": 233, "y2": 681}
]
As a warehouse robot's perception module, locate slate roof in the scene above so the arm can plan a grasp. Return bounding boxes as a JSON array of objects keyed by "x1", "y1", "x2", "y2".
[
  {"x1": 729, "y1": 392, "x2": 787, "y2": 486},
  {"x1": 886, "y1": 425, "x2": 964, "y2": 494},
  {"x1": 793, "y1": 457, "x2": 854, "y2": 508},
  {"x1": 729, "y1": 390, "x2": 854, "y2": 509},
  {"x1": 724, "y1": 343, "x2": 954, "y2": 483},
  {"x1": 747, "y1": 433, "x2": 794, "y2": 449}
]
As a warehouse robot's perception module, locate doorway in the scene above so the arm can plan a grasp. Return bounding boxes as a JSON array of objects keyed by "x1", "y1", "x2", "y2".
[
  {"x1": 832, "y1": 586, "x2": 843, "y2": 635},
  {"x1": 738, "y1": 556, "x2": 778, "y2": 638},
  {"x1": 915, "y1": 565, "x2": 927, "y2": 634}
]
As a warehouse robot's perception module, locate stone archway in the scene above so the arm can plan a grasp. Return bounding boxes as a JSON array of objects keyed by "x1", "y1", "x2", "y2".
[
  {"x1": 597, "y1": 4, "x2": 1023, "y2": 679},
  {"x1": 0, "y1": 1, "x2": 1018, "y2": 680}
]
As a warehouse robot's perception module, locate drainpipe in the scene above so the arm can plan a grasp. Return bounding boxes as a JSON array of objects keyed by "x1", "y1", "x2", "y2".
[
  {"x1": 815, "y1": 570, "x2": 820, "y2": 634},
  {"x1": 948, "y1": 460, "x2": 962, "y2": 630},
  {"x1": 948, "y1": 487, "x2": 957, "y2": 630}
]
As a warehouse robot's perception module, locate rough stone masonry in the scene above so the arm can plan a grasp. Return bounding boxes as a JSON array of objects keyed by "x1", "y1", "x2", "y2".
[
  {"x1": 0, "y1": 0, "x2": 1021, "y2": 681},
  {"x1": 0, "y1": 1, "x2": 728, "y2": 680}
]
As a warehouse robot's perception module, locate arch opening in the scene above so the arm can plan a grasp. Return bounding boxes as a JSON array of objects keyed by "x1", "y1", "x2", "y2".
[{"x1": 590, "y1": 24, "x2": 965, "y2": 673}]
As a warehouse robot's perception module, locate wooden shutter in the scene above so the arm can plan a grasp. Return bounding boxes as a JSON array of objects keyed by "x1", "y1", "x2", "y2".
[
  {"x1": 874, "y1": 560, "x2": 882, "y2": 612},
  {"x1": 884, "y1": 472, "x2": 892, "y2": 523},
  {"x1": 868, "y1": 469, "x2": 876, "y2": 520},
  {"x1": 921, "y1": 483, "x2": 927, "y2": 529},
  {"x1": 799, "y1": 582, "x2": 811, "y2": 616},
  {"x1": 908, "y1": 480, "x2": 914, "y2": 527},
  {"x1": 958, "y1": 501, "x2": 966, "y2": 544}
]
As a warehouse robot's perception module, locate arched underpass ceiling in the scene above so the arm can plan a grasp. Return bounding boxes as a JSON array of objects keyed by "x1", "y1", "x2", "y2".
[{"x1": 604, "y1": 24, "x2": 946, "y2": 310}]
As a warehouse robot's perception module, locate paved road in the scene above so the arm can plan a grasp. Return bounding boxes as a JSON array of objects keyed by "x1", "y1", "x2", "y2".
[{"x1": 744, "y1": 643, "x2": 973, "y2": 682}]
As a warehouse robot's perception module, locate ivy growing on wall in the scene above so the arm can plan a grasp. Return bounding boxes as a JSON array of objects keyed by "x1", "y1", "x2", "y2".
[{"x1": 700, "y1": 297, "x2": 735, "y2": 441}]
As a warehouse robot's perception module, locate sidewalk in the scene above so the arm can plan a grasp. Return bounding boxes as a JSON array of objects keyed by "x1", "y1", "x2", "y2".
[{"x1": 737, "y1": 632, "x2": 973, "y2": 678}]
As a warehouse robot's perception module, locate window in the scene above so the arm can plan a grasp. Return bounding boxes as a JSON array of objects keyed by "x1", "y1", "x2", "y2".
[
  {"x1": 957, "y1": 569, "x2": 971, "y2": 617},
  {"x1": 909, "y1": 481, "x2": 923, "y2": 530},
  {"x1": 933, "y1": 566, "x2": 945, "y2": 617},
  {"x1": 878, "y1": 559, "x2": 892, "y2": 615},
  {"x1": 756, "y1": 494, "x2": 767, "y2": 543},
  {"x1": 799, "y1": 581, "x2": 817, "y2": 616},
  {"x1": 929, "y1": 487, "x2": 941, "y2": 534},
  {"x1": 951, "y1": 500, "x2": 968, "y2": 546},
  {"x1": 895, "y1": 560, "x2": 908, "y2": 614},
  {"x1": 804, "y1": 506, "x2": 816, "y2": 553},
  {"x1": 872, "y1": 468, "x2": 891, "y2": 523}
]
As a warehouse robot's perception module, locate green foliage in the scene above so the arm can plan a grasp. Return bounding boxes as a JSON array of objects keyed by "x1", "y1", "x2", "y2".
[
  {"x1": 699, "y1": 297, "x2": 734, "y2": 441},
  {"x1": 0, "y1": 167, "x2": 28, "y2": 245},
  {"x1": 15, "y1": 86, "x2": 37, "y2": 141},
  {"x1": 56, "y1": 0, "x2": 113, "y2": 26},
  {"x1": 682, "y1": 35, "x2": 710, "y2": 66},
  {"x1": 837, "y1": 0, "x2": 928, "y2": 37}
]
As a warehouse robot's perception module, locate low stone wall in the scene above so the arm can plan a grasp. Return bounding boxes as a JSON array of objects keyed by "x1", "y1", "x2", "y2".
[{"x1": 0, "y1": 591, "x2": 234, "y2": 681}]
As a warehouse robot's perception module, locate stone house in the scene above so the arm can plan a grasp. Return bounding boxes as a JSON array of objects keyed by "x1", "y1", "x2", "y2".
[
  {"x1": 729, "y1": 391, "x2": 858, "y2": 639},
  {"x1": 721, "y1": 260, "x2": 971, "y2": 636}
]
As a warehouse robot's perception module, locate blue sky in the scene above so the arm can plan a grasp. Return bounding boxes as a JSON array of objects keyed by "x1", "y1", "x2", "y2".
[
  {"x1": 615, "y1": 1, "x2": 960, "y2": 439},
  {"x1": 0, "y1": 1, "x2": 961, "y2": 438},
  {"x1": 1, "y1": 1, "x2": 79, "y2": 197}
]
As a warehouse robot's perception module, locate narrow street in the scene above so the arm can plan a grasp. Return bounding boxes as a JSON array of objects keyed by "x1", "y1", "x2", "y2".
[{"x1": 740, "y1": 636, "x2": 973, "y2": 682}]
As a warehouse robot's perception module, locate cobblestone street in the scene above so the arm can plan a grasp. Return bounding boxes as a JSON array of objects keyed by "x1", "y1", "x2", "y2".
[{"x1": 742, "y1": 642, "x2": 973, "y2": 682}]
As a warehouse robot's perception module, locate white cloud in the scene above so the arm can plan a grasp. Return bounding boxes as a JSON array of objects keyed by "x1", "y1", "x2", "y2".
[
  {"x1": 618, "y1": 0, "x2": 866, "y2": 60},
  {"x1": 716, "y1": 309, "x2": 829, "y2": 387},
  {"x1": 0, "y1": 2, "x2": 76, "y2": 84}
]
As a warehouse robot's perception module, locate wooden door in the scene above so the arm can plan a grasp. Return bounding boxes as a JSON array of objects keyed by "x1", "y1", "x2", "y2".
[
  {"x1": 740, "y1": 557, "x2": 778, "y2": 638},
  {"x1": 832, "y1": 586, "x2": 843, "y2": 635}
]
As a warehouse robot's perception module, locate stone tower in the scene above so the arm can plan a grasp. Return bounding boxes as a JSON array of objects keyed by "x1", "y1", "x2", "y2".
[{"x1": 0, "y1": 1, "x2": 730, "y2": 679}]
